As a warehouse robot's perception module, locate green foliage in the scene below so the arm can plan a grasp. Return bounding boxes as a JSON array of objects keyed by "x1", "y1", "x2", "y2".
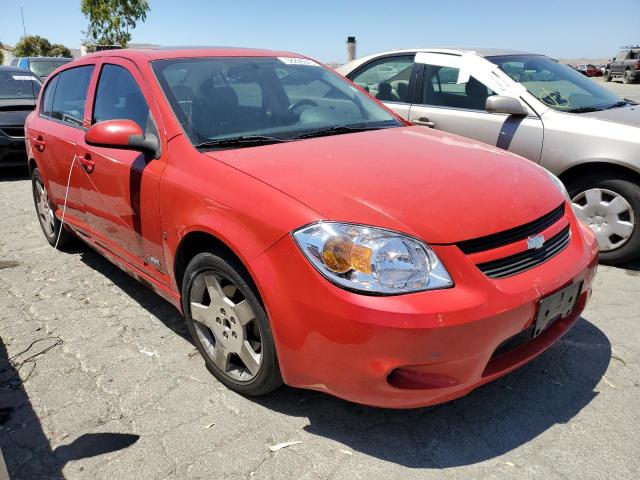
[
  {"x1": 0, "y1": 49, "x2": 4, "y2": 65},
  {"x1": 14, "y1": 35, "x2": 72, "y2": 58},
  {"x1": 81, "y1": 0, "x2": 150, "y2": 51}
]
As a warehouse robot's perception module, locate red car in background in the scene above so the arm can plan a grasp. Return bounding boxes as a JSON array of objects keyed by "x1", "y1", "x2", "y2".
[
  {"x1": 25, "y1": 48, "x2": 598, "y2": 408},
  {"x1": 575, "y1": 64, "x2": 603, "y2": 77}
]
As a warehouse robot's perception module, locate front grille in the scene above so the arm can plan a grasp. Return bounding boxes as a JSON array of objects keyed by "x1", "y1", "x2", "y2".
[
  {"x1": 0, "y1": 127, "x2": 25, "y2": 138},
  {"x1": 457, "y1": 203, "x2": 565, "y2": 254},
  {"x1": 476, "y1": 226, "x2": 571, "y2": 279}
]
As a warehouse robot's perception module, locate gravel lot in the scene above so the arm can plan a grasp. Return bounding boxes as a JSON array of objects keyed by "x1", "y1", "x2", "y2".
[
  {"x1": 591, "y1": 77, "x2": 640, "y2": 102},
  {"x1": 1, "y1": 79, "x2": 640, "y2": 480}
]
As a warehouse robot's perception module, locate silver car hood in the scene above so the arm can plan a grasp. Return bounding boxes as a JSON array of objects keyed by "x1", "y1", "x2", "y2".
[{"x1": 577, "y1": 105, "x2": 640, "y2": 127}]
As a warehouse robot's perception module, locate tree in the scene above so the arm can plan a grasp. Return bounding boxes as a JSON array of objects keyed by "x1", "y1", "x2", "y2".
[
  {"x1": 0, "y1": 49, "x2": 4, "y2": 65},
  {"x1": 81, "y1": 0, "x2": 150, "y2": 52},
  {"x1": 14, "y1": 35, "x2": 71, "y2": 57}
]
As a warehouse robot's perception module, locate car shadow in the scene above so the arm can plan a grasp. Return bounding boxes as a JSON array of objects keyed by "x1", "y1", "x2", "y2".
[
  {"x1": 0, "y1": 336, "x2": 139, "y2": 479},
  {"x1": 251, "y1": 317, "x2": 610, "y2": 468},
  {"x1": 0, "y1": 166, "x2": 29, "y2": 182},
  {"x1": 68, "y1": 246, "x2": 610, "y2": 468},
  {"x1": 77, "y1": 248, "x2": 191, "y2": 344}
]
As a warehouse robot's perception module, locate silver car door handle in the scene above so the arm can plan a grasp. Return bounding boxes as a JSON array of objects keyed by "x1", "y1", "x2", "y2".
[{"x1": 413, "y1": 117, "x2": 435, "y2": 128}]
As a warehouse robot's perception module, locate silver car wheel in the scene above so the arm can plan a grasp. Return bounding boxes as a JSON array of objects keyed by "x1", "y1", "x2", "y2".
[
  {"x1": 189, "y1": 271, "x2": 262, "y2": 381},
  {"x1": 572, "y1": 188, "x2": 635, "y2": 251},
  {"x1": 34, "y1": 178, "x2": 55, "y2": 238}
]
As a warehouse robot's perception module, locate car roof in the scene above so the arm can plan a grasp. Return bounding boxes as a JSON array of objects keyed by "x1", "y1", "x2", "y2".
[
  {"x1": 82, "y1": 46, "x2": 305, "y2": 61},
  {"x1": 17, "y1": 57, "x2": 72, "y2": 61},
  {"x1": 0, "y1": 65, "x2": 37, "y2": 74},
  {"x1": 354, "y1": 47, "x2": 535, "y2": 58}
]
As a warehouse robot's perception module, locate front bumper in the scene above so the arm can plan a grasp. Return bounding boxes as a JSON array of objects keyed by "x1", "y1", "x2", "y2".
[
  {"x1": 0, "y1": 133, "x2": 27, "y2": 167},
  {"x1": 250, "y1": 213, "x2": 599, "y2": 408}
]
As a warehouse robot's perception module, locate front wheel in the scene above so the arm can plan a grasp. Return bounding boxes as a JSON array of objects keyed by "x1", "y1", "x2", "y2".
[
  {"x1": 568, "y1": 175, "x2": 640, "y2": 265},
  {"x1": 181, "y1": 252, "x2": 282, "y2": 396},
  {"x1": 603, "y1": 69, "x2": 612, "y2": 82},
  {"x1": 623, "y1": 70, "x2": 633, "y2": 84}
]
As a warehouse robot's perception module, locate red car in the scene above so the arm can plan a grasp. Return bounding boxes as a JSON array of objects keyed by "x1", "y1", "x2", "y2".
[{"x1": 25, "y1": 48, "x2": 598, "y2": 408}]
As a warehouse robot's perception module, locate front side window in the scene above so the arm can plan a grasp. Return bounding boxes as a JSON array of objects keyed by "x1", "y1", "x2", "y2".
[
  {"x1": 93, "y1": 64, "x2": 150, "y2": 130},
  {"x1": 488, "y1": 55, "x2": 622, "y2": 112},
  {"x1": 152, "y1": 57, "x2": 402, "y2": 147},
  {"x1": 49, "y1": 65, "x2": 94, "y2": 127},
  {"x1": 0, "y1": 70, "x2": 41, "y2": 99},
  {"x1": 350, "y1": 55, "x2": 414, "y2": 102},
  {"x1": 421, "y1": 65, "x2": 494, "y2": 111},
  {"x1": 615, "y1": 51, "x2": 629, "y2": 62}
]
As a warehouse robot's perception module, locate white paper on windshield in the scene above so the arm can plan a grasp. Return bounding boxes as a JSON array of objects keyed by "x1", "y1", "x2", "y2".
[
  {"x1": 277, "y1": 57, "x2": 320, "y2": 67},
  {"x1": 12, "y1": 75, "x2": 38, "y2": 81}
]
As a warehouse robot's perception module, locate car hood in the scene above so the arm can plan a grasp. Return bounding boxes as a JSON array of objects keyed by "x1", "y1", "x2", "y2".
[
  {"x1": 205, "y1": 126, "x2": 564, "y2": 244},
  {"x1": 578, "y1": 104, "x2": 640, "y2": 127}
]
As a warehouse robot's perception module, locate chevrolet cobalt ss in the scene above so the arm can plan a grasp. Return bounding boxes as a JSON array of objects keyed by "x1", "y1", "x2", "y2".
[{"x1": 25, "y1": 48, "x2": 598, "y2": 408}]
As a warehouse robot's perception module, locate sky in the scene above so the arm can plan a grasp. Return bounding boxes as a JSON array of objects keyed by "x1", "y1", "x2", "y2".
[{"x1": 1, "y1": 0, "x2": 638, "y2": 63}]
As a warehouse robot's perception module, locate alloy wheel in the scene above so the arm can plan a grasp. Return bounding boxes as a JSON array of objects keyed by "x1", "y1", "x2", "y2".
[
  {"x1": 572, "y1": 188, "x2": 635, "y2": 251},
  {"x1": 189, "y1": 270, "x2": 263, "y2": 381},
  {"x1": 34, "y1": 178, "x2": 55, "y2": 238}
]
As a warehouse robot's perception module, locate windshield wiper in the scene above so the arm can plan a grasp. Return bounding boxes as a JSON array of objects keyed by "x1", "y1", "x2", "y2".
[
  {"x1": 292, "y1": 124, "x2": 392, "y2": 140},
  {"x1": 605, "y1": 100, "x2": 631, "y2": 110},
  {"x1": 566, "y1": 106, "x2": 604, "y2": 113},
  {"x1": 194, "y1": 135, "x2": 290, "y2": 150}
]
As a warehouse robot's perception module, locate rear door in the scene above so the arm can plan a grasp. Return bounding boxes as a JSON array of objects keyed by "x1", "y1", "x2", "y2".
[
  {"x1": 408, "y1": 54, "x2": 544, "y2": 162},
  {"x1": 27, "y1": 65, "x2": 94, "y2": 234},
  {"x1": 76, "y1": 57, "x2": 168, "y2": 284}
]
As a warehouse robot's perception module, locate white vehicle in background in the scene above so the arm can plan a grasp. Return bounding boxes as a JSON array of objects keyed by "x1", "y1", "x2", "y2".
[{"x1": 337, "y1": 48, "x2": 640, "y2": 265}]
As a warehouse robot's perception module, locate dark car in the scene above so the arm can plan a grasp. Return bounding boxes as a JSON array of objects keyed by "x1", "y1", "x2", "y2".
[
  {"x1": 604, "y1": 47, "x2": 640, "y2": 83},
  {"x1": 0, "y1": 66, "x2": 41, "y2": 168},
  {"x1": 13, "y1": 57, "x2": 72, "y2": 81}
]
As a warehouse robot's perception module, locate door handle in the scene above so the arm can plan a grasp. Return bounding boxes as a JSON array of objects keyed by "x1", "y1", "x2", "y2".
[
  {"x1": 413, "y1": 117, "x2": 435, "y2": 128},
  {"x1": 77, "y1": 153, "x2": 95, "y2": 173},
  {"x1": 32, "y1": 136, "x2": 46, "y2": 152}
]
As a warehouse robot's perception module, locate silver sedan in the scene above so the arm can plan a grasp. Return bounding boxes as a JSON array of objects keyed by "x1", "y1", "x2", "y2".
[{"x1": 337, "y1": 48, "x2": 640, "y2": 265}]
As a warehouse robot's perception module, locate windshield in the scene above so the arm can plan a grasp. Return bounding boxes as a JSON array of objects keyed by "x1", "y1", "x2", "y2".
[
  {"x1": 0, "y1": 70, "x2": 41, "y2": 99},
  {"x1": 487, "y1": 55, "x2": 623, "y2": 112},
  {"x1": 29, "y1": 59, "x2": 71, "y2": 78},
  {"x1": 152, "y1": 56, "x2": 402, "y2": 147}
]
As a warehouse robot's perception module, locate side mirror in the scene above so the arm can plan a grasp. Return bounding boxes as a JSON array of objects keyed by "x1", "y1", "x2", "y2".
[
  {"x1": 485, "y1": 95, "x2": 529, "y2": 117},
  {"x1": 85, "y1": 119, "x2": 160, "y2": 159}
]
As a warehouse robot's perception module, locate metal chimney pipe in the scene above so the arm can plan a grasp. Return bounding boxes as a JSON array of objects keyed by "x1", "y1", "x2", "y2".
[{"x1": 346, "y1": 36, "x2": 356, "y2": 62}]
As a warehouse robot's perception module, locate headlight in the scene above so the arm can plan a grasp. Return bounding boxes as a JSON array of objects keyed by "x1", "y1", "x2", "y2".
[
  {"x1": 545, "y1": 169, "x2": 570, "y2": 201},
  {"x1": 292, "y1": 222, "x2": 453, "y2": 295}
]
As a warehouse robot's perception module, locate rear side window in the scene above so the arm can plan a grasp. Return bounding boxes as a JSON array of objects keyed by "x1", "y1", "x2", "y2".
[
  {"x1": 350, "y1": 55, "x2": 415, "y2": 103},
  {"x1": 47, "y1": 65, "x2": 94, "y2": 127},
  {"x1": 93, "y1": 64, "x2": 150, "y2": 130},
  {"x1": 40, "y1": 75, "x2": 59, "y2": 116}
]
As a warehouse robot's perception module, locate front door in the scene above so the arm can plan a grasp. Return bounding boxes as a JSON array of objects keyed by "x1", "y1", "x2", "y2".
[
  {"x1": 408, "y1": 59, "x2": 544, "y2": 162},
  {"x1": 76, "y1": 58, "x2": 168, "y2": 284}
]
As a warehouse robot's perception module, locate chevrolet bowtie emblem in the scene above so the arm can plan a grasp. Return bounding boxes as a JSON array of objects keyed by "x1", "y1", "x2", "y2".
[{"x1": 527, "y1": 234, "x2": 545, "y2": 250}]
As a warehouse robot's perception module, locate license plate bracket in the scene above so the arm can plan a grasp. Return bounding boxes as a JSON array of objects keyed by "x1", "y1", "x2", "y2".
[{"x1": 533, "y1": 282, "x2": 582, "y2": 338}]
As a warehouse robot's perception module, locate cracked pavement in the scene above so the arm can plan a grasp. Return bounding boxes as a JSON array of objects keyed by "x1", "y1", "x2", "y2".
[{"x1": 0, "y1": 168, "x2": 639, "y2": 479}]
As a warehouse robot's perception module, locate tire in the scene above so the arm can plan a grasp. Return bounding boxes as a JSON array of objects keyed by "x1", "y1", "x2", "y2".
[
  {"x1": 567, "y1": 174, "x2": 640, "y2": 265},
  {"x1": 603, "y1": 69, "x2": 612, "y2": 82},
  {"x1": 623, "y1": 70, "x2": 633, "y2": 84},
  {"x1": 31, "y1": 168, "x2": 75, "y2": 248},
  {"x1": 181, "y1": 251, "x2": 282, "y2": 396}
]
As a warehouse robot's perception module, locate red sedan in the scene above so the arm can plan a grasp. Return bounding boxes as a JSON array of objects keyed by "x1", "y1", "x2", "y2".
[{"x1": 25, "y1": 48, "x2": 598, "y2": 408}]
